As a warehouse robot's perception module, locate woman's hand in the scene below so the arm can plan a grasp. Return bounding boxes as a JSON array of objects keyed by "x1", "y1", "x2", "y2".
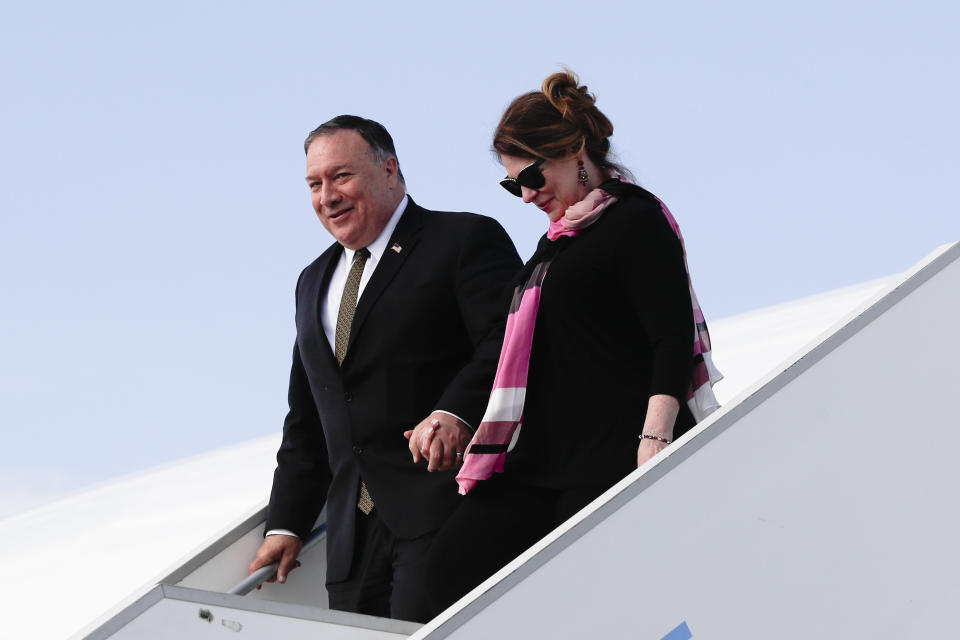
[
  {"x1": 404, "y1": 411, "x2": 472, "y2": 472},
  {"x1": 637, "y1": 437, "x2": 669, "y2": 467}
]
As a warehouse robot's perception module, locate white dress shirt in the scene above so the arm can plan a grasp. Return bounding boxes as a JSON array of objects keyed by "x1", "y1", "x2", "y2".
[{"x1": 320, "y1": 195, "x2": 409, "y2": 351}]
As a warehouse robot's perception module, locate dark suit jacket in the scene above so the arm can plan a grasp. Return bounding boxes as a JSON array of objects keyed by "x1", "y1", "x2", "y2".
[{"x1": 265, "y1": 197, "x2": 522, "y2": 582}]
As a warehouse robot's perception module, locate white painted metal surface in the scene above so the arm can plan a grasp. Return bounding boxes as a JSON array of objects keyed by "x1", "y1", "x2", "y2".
[
  {"x1": 118, "y1": 599, "x2": 405, "y2": 640},
  {"x1": 1, "y1": 437, "x2": 278, "y2": 640},
  {"x1": 413, "y1": 242, "x2": 960, "y2": 640},
  {"x1": 707, "y1": 276, "x2": 894, "y2": 403},
  {"x1": 87, "y1": 585, "x2": 416, "y2": 640}
]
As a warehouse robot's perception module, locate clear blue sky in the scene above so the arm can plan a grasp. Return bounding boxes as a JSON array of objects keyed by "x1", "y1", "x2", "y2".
[{"x1": 2, "y1": 1, "x2": 957, "y2": 516}]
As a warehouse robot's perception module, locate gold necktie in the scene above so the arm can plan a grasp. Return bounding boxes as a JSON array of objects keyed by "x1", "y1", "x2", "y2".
[
  {"x1": 335, "y1": 248, "x2": 370, "y2": 366},
  {"x1": 333, "y1": 248, "x2": 375, "y2": 515}
]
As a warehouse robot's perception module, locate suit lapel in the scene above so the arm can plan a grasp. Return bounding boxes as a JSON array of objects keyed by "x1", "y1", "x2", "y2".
[{"x1": 346, "y1": 200, "x2": 425, "y2": 355}]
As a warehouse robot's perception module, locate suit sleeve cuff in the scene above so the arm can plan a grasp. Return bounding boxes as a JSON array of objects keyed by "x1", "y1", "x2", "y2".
[
  {"x1": 434, "y1": 410, "x2": 474, "y2": 433},
  {"x1": 265, "y1": 529, "x2": 300, "y2": 539}
]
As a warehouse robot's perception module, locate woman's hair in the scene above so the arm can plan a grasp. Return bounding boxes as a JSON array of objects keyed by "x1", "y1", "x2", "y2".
[{"x1": 493, "y1": 69, "x2": 628, "y2": 177}]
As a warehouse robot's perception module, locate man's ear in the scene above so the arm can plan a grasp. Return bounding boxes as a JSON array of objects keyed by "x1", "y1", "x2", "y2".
[{"x1": 383, "y1": 156, "x2": 400, "y2": 186}]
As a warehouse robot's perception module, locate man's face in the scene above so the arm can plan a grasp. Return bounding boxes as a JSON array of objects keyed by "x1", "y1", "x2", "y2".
[{"x1": 305, "y1": 129, "x2": 402, "y2": 249}]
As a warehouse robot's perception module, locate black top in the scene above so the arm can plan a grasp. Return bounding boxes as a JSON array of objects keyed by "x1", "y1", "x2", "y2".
[{"x1": 505, "y1": 182, "x2": 696, "y2": 489}]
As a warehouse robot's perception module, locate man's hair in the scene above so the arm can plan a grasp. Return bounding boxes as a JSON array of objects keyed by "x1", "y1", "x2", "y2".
[{"x1": 304, "y1": 115, "x2": 405, "y2": 185}]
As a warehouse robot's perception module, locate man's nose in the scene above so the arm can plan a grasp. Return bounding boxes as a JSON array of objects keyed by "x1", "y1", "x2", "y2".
[{"x1": 319, "y1": 184, "x2": 342, "y2": 208}]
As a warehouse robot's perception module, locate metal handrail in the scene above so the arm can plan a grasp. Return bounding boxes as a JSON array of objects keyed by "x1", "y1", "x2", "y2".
[{"x1": 228, "y1": 523, "x2": 328, "y2": 596}]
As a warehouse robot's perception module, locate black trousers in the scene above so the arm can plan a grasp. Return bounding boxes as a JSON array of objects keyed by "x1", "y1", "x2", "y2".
[
  {"x1": 325, "y1": 507, "x2": 436, "y2": 623},
  {"x1": 423, "y1": 475, "x2": 606, "y2": 617}
]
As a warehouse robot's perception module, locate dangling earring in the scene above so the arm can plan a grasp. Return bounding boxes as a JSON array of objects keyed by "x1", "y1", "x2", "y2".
[{"x1": 577, "y1": 160, "x2": 588, "y2": 185}]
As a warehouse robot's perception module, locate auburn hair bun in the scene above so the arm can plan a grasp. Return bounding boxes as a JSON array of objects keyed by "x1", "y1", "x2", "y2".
[
  {"x1": 543, "y1": 71, "x2": 613, "y2": 142},
  {"x1": 493, "y1": 68, "x2": 625, "y2": 176}
]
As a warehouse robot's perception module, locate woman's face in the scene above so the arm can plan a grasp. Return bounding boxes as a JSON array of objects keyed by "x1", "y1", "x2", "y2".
[{"x1": 501, "y1": 154, "x2": 594, "y2": 222}]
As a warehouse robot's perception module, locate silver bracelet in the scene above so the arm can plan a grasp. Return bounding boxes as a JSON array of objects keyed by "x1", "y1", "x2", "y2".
[{"x1": 640, "y1": 433, "x2": 672, "y2": 445}]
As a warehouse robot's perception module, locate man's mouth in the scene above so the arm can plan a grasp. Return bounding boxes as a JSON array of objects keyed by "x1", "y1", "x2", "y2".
[{"x1": 328, "y1": 207, "x2": 352, "y2": 220}]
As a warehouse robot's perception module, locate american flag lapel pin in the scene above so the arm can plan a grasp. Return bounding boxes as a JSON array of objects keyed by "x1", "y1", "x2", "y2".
[{"x1": 391, "y1": 243, "x2": 402, "y2": 254}]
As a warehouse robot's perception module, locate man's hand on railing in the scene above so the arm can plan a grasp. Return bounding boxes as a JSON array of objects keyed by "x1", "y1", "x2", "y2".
[{"x1": 248, "y1": 534, "x2": 303, "y2": 585}]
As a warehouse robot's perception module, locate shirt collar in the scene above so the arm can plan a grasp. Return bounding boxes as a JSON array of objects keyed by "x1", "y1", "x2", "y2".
[{"x1": 342, "y1": 194, "x2": 408, "y2": 265}]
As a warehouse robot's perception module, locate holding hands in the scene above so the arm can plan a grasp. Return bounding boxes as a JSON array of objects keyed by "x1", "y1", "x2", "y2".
[{"x1": 404, "y1": 411, "x2": 472, "y2": 472}]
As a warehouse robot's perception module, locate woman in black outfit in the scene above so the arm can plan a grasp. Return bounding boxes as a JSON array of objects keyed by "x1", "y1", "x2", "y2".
[{"x1": 420, "y1": 70, "x2": 719, "y2": 615}]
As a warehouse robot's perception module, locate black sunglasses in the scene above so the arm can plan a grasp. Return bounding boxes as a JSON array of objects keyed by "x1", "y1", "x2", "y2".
[{"x1": 499, "y1": 159, "x2": 545, "y2": 197}]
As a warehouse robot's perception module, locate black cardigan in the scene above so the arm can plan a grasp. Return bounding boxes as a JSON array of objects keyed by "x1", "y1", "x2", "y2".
[{"x1": 505, "y1": 182, "x2": 696, "y2": 489}]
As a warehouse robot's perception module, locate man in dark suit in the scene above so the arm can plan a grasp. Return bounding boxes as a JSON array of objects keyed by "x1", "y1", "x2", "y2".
[{"x1": 247, "y1": 115, "x2": 521, "y2": 622}]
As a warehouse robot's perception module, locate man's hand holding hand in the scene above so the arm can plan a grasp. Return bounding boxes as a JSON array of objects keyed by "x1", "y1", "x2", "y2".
[{"x1": 404, "y1": 411, "x2": 472, "y2": 472}]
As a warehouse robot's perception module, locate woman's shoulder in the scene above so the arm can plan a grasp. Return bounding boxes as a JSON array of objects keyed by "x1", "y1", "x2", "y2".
[
  {"x1": 602, "y1": 180, "x2": 660, "y2": 213},
  {"x1": 598, "y1": 181, "x2": 676, "y2": 240}
]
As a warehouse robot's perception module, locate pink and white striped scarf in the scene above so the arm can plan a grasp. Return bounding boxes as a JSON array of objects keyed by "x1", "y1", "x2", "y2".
[{"x1": 455, "y1": 183, "x2": 721, "y2": 495}]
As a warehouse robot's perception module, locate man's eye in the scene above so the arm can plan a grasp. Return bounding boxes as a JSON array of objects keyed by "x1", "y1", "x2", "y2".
[{"x1": 336, "y1": 172, "x2": 351, "y2": 180}]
